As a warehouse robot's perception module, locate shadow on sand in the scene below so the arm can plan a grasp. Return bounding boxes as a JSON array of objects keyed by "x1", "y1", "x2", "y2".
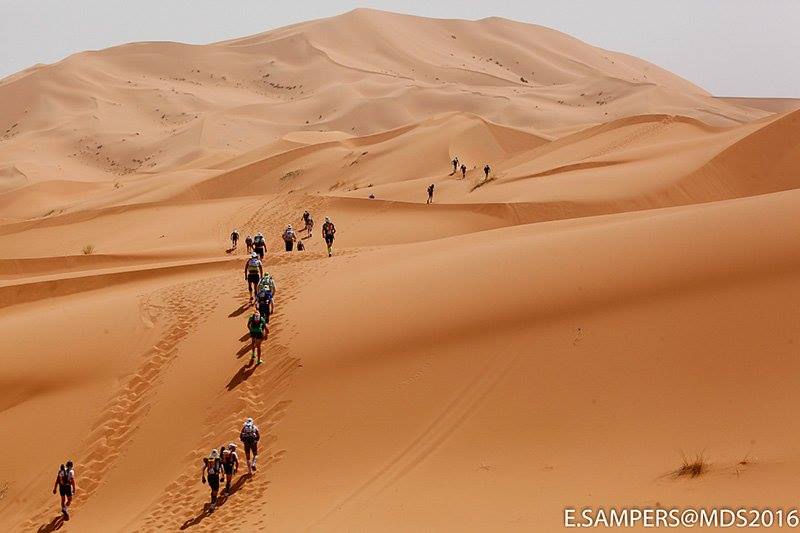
[
  {"x1": 38, "y1": 514, "x2": 66, "y2": 533},
  {"x1": 179, "y1": 475, "x2": 252, "y2": 530},
  {"x1": 227, "y1": 361, "x2": 257, "y2": 391}
]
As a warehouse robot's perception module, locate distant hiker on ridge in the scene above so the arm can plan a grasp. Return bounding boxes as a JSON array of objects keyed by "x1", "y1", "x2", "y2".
[
  {"x1": 451, "y1": 156, "x2": 459, "y2": 175},
  {"x1": 460, "y1": 163, "x2": 467, "y2": 179},
  {"x1": 484, "y1": 164, "x2": 491, "y2": 180},
  {"x1": 427, "y1": 183, "x2": 435, "y2": 204}
]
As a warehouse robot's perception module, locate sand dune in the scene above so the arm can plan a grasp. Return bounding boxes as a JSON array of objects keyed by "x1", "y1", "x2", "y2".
[{"x1": 0, "y1": 8, "x2": 798, "y2": 532}]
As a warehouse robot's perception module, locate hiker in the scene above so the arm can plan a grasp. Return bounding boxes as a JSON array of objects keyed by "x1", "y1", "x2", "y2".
[
  {"x1": 201, "y1": 449, "x2": 222, "y2": 512},
  {"x1": 255, "y1": 276, "x2": 274, "y2": 324},
  {"x1": 484, "y1": 164, "x2": 491, "y2": 179},
  {"x1": 451, "y1": 156, "x2": 459, "y2": 175},
  {"x1": 426, "y1": 183, "x2": 435, "y2": 204},
  {"x1": 302, "y1": 210, "x2": 311, "y2": 227},
  {"x1": 221, "y1": 443, "x2": 239, "y2": 494},
  {"x1": 297, "y1": 240, "x2": 305, "y2": 251},
  {"x1": 460, "y1": 163, "x2": 467, "y2": 179},
  {"x1": 244, "y1": 252, "x2": 263, "y2": 301},
  {"x1": 282, "y1": 225, "x2": 297, "y2": 252},
  {"x1": 322, "y1": 217, "x2": 336, "y2": 257},
  {"x1": 245, "y1": 235, "x2": 253, "y2": 254},
  {"x1": 304, "y1": 213, "x2": 314, "y2": 238},
  {"x1": 230, "y1": 229, "x2": 239, "y2": 250},
  {"x1": 247, "y1": 309, "x2": 268, "y2": 365},
  {"x1": 52, "y1": 461, "x2": 76, "y2": 519},
  {"x1": 253, "y1": 233, "x2": 266, "y2": 259},
  {"x1": 240, "y1": 418, "x2": 261, "y2": 474}
]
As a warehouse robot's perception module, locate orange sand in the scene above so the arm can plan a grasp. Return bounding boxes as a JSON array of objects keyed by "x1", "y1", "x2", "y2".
[{"x1": 1, "y1": 8, "x2": 798, "y2": 532}]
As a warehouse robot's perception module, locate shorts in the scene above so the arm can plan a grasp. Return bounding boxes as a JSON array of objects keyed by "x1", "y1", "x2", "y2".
[
  {"x1": 223, "y1": 464, "x2": 234, "y2": 476},
  {"x1": 258, "y1": 303, "x2": 270, "y2": 323},
  {"x1": 247, "y1": 273, "x2": 260, "y2": 284},
  {"x1": 243, "y1": 440, "x2": 258, "y2": 457},
  {"x1": 207, "y1": 474, "x2": 220, "y2": 491},
  {"x1": 254, "y1": 247, "x2": 265, "y2": 259},
  {"x1": 284, "y1": 240, "x2": 293, "y2": 252},
  {"x1": 58, "y1": 484, "x2": 73, "y2": 497},
  {"x1": 250, "y1": 331, "x2": 264, "y2": 341},
  {"x1": 325, "y1": 236, "x2": 334, "y2": 246}
]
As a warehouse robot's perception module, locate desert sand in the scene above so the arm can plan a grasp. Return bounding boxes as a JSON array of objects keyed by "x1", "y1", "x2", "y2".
[{"x1": 1, "y1": 8, "x2": 799, "y2": 532}]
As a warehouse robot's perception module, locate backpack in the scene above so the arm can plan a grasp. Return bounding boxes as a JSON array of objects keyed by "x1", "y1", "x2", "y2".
[
  {"x1": 283, "y1": 229, "x2": 295, "y2": 242},
  {"x1": 58, "y1": 467, "x2": 73, "y2": 486},
  {"x1": 231, "y1": 231, "x2": 239, "y2": 239},
  {"x1": 323, "y1": 222, "x2": 335, "y2": 237},
  {"x1": 222, "y1": 449, "x2": 236, "y2": 465},
  {"x1": 206, "y1": 458, "x2": 221, "y2": 476},
  {"x1": 253, "y1": 235, "x2": 265, "y2": 246},
  {"x1": 247, "y1": 258, "x2": 260, "y2": 274},
  {"x1": 240, "y1": 423, "x2": 258, "y2": 442},
  {"x1": 257, "y1": 287, "x2": 272, "y2": 303}
]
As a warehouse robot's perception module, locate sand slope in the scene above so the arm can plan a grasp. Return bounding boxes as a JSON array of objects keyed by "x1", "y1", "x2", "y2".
[{"x1": 1, "y1": 8, "x2": 799, "y2": 532}]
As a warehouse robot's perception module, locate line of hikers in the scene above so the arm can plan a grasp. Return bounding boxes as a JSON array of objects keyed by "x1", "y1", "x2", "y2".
[
  {"x1": 427, "y1": 157, "x2": 492, "y2": 203},
  {"x1": 48, "y1": 213, "x2": 335, "y2": 519},
  {"x1": 200, "y1": 417, "x2": 261, "y2": 512},
  {"x1": 229, "y1": 211, "x2": 336, "y2": 257}
]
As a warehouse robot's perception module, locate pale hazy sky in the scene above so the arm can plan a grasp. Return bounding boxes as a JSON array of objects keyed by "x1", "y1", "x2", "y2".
[{"x1": 1, "y1": 0, "x2": 797, "y2": 97}]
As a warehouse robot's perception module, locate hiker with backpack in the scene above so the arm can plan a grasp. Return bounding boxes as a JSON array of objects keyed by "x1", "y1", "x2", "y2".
[
  {"x1": 282, "y1": 225, "x2": 297, "y2": 252},
  {"x1": 247, "y1": 309, "x2": 268, "y2": 365},
  {"x1": 253, "y1": 233, "x2": 266, "y2": 259},
  {"x1": 201, "y1": 449, "x2": 223, "y2": 512},
  {"x1": 255, "y1": 275, "x2": 274, "y2": 324},
  {"x1": 451, "y1": 156, "x2": 459, "y2": 175},
  {"x1": 484, "y1": 164, "x2": 491, "y2": 179},
  {"x1": 304, "y1": 214, "x2": 314, "y2": 238},
  {"x1": 52, "y1": 460, "x2": 76, "y2": 519},
  {"x1": 322, "y1": 217, "x2": 336, "y2": 257},
  {"x1": 221, "y1": 443, "x2": 239, "y2": 494},
  {"x1": 245, "y1": 235, "x2": 253, "y2": 254},
  {"x1": 240, "y1": 418, "x2": 261, "y2": 474},
  {"x1": 230, "y1": 229, "x2": 239, "y2": 250},
  {"x1": 426, "y1": 183, "x2": 435, "y2": 204},
  {"x1": 244, "y1": 252, "x2": 263, "y2": 302},
  {"x1": 460, "y1": 163, "x2": 467, "y2": 179}
]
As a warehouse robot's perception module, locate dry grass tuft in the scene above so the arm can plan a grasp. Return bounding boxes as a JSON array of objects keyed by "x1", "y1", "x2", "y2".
[
  {"x1": 674, "y1": 452, "x2": 708, "y2": 478},
  {"x1": 82, "y1": 244, "x2": 95, "y2": 255}
]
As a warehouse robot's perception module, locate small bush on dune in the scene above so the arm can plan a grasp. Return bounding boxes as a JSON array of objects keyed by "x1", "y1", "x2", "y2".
[
  {"x1": 673, "y1": 452, "x2": 707, "y2": 478},
  {"x1": 82, "y1": 244, "x2": 95, "y2": 255}
]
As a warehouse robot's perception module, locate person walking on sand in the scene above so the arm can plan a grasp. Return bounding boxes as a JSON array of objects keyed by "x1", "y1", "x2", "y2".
[
  {"x1": 247, "y1": 309, "x2": 268, "y2": 365},
  {"x1": 255, "y1": 277, "x2": 274, "y2": 324},
  {"x1": 427, "y1": 183, "x2": 435, "y2": 204},
  {"x1": 221, "y1": 443, "x2": 239, "y2": 494},
  {"x1": 244, "y1": 252, "x2": 263, "y2": 302},
  {"x1": 451, "y1": 156, "x2": 459, "y2": 175},
  {"x1": 253, "y1": 233, "x2": 266, "y2": 259},
  {"x1": 460, "y1": 163, "x2": 467, "y2": 179},
  {"x1": 302, "y1": 210, "x2": 311, "y2": 227},
  {"x1": 52, "y1": 460, "x2": 76, "y2": 519},
  {"x1": 240, "y1": 418, "x2": 261, "y2": 474},
  {"x1": 282, "y1": 225, "x2": 297, "y2": 252},
  {"x1": 322, "y1": 216, "x2": 336, "y2": 257},
  {"x1": 245, "y1": 235, "x2": 253, "y2": 254},
  {"x1": 484, "y1": 164, "x2": 491, "y2": 180},
  {"x1": 230, "y1": 229, "x2": 239, "y2": 250},
  {"x1": 304, "y1": 213, "x2": 314, "y2": 238},
  {"x1": 201, "y1": 449, "x2": 223, "y2": 512}
]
